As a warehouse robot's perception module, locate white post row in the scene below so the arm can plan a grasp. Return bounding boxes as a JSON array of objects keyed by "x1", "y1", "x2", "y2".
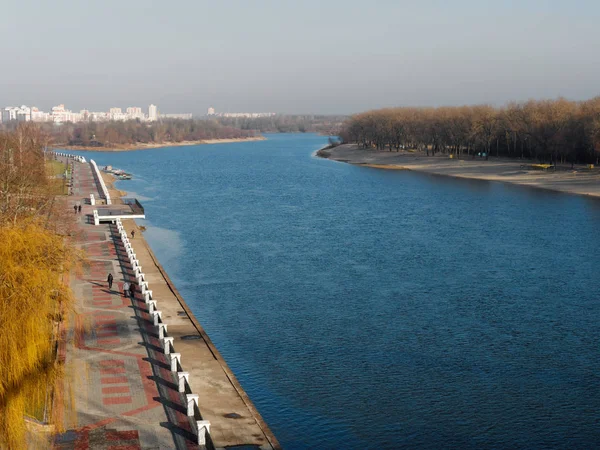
[
  {"x1": 90, "y1": 194, "x2": 95, "y2": 206},
  {"x1": 113, "y1": 218, "x2": 212, "y2": 446},
  {"x1": 93, "y1": 210, "x2": 99, "y2": 226}
]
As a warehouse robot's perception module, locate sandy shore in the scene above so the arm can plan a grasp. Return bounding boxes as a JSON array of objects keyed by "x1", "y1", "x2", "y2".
[
  {"x1": 319, "y1": 144, "x2": 600, "y2": 198},
  {"x1": 61, "y1": 135, "x2": 265, "y2": 152}
]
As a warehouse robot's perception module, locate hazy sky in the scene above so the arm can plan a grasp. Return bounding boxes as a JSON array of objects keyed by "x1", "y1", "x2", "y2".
[{"x1": 1, "y1": 0, "x2": 599, "y2": 115}]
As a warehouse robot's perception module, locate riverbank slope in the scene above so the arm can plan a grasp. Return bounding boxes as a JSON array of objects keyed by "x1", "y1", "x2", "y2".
[
  {"x1": 319, "y1": 144, "x2": 600, "y2": 198},
  {"x1": 61, "y1": 136, "x2": 266, "y2": 152}
]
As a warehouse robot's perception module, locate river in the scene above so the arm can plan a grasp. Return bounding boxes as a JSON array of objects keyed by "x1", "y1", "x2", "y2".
[{"x1": 72, "y1": 133, "x2": 600, "y2": 449}]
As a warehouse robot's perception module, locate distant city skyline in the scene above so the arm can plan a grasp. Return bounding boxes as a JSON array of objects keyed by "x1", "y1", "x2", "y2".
[
  {"x1": 0, "y1": 102, "x2": 281, "y2": 124},
  {"x1": 1, "y1": 1, "x2": 599, "y2": 115},
  {"x1": 0, "y1": 103, "x2": 196, "y2": 124}
]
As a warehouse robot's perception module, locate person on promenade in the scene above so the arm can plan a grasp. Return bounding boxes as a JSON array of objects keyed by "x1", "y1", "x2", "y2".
[
  {"x1": 107, "y1": 273, "x2": 113, "y2": 289},
  {"x1": 131, "y1": 229, "x2": 135, "y2": 239},
  {"x1": 73, "y1": 204, "x2": 77, "y2": 214},
  {"x1": 122, "y1": 281, "x2": 130, "y2": 298},
  {"x1": 78, "y1": 204, "x2": 82, "y2": 213},
  {"x1": 129, "y1": 282, "x2": 136, "y2": 298}
]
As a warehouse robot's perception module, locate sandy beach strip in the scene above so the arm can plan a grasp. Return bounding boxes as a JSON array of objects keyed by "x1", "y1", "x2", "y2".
[
  {"x1": 61, "y1": 135, "x2": 266, "y2": 152},
  {"x1": 319, "y1": 144, "x2": 600, "y2": 198}
]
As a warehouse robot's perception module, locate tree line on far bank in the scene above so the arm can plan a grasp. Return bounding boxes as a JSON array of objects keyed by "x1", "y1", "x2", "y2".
[
  {"x1": 0, "y1": 115, "x2": 346, "y2": 148},
  {"x1": 44, "y1": 119, "x2": 257, "y2": 147},
  {"x1": 214, "y1": 115, "x2": 345, "y2": 135},
  {"x1": 339, "y1": 97, "x2": 600, "y2": 164}
]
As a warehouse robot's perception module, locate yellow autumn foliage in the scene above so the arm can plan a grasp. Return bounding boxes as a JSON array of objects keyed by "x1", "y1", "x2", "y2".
[
  {"x1": 0, "y1": 222, "x2": 76, "y2": 448},
  {"x1": 0, "y1": 124, "x2": 79, "y2": 448}
]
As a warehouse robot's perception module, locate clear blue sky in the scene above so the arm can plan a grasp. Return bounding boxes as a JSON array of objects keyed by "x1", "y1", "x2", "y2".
[{"x1": 1, "y1": 0, "x2": 598, "y2": 114}]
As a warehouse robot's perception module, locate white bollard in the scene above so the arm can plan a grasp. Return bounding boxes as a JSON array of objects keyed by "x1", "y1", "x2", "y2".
[
  {"x1": 186, "y1": 393, "x2": 198, "y2": 416},
  {"x1": 152, "y1": 310, "x2": 162, "y2": 326},
  {"x1": 147, "y1": 300, "x2": 157, "y2": 312},
  {"x1": 158, "y1": 323, "x2": 168, "y2": 339},
  {"x1": 177, "y1": 372, "x2": 189, "y2": 393},
  {"x1": 90, "y1": 194, "x2": 95, "y2": 206},
  {"x1": 162, "y1": 336, "x2": 174, "y2": 354},
  {"x1": 170, "y1": 353, "x2": 181, "y2": 372},
  {"x1": 196, "y1": 421, "x2": 211, "y2": 446}
]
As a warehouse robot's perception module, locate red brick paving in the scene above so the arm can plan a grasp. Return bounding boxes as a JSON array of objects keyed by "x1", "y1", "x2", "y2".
[
  {"x1": 101, "y1": 376, "x2": 129, "y2": 384},
  {"x1": 102, "y1": 396, "x2": 133, "y2": 406},
  {"x1": 102, "y1": 386, "x2": 130, "y2": 394}
]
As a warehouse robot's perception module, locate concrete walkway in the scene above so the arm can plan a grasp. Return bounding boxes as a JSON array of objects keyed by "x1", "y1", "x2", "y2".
[
  {"x1": 54, "y1": 159, "x2": 197, "y2": 449},
  {"x1": 53, "y1": 158, "x2": 280, "y2": 450}
]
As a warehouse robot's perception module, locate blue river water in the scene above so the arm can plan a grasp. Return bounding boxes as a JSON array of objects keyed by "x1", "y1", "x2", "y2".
[{"x1": 71, "y1": 134, "x2": 600, "y2": 449}]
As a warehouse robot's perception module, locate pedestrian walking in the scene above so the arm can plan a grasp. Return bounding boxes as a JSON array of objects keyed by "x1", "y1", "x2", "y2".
[
  {"x1": 131, "y1": 229, "x2": 135, "y2": 239},
  {"x1": 129, "y1": 282, "x2": 136, "y2": 298},
  {"x1": 122, "y1": 281, "x2": 130, "y2": 298},
  {"x1": 73, "y1": 204, "x2": 77, "y2": 214},
  {"x1": 107, "y1": 273, "x2": 113, "y2": 289},
  {"x1": 78, "y1": 204, "x2": 82, "y2": 213}
]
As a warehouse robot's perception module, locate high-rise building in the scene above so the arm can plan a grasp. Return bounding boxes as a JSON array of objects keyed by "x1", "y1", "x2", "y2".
[
  {"x1": 148, "y1": 104, "x2": 158, "y2": 121},
  {"x1": 2, "y1": 106, "x2": 31, "y2": 122}
]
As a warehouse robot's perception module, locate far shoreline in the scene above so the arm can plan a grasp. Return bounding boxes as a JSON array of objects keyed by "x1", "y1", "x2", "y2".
[
  {"x1": 318, "y1": 144, "x2": 600, "y2": 199},
  {"x1": 57, "y1": 135, "x2": 266, "y2": 152}
]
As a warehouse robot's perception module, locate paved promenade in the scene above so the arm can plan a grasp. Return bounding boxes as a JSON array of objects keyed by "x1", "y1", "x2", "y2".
[
  {"x1": 53, "y1": 158, "x2": 279, "y2": 450},
  {"x1": 55, "y1": 160, "x2": 197, "y2": 449}
]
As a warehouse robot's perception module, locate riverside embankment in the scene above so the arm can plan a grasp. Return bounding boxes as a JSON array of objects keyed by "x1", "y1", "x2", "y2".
[
  {"x1": 101, "y1": 171, "x2": 281, "y2": 449},
  {"x1": 319, "y1": 143, "x2": 600, "y2": 198},
  {"x1": 55, "y1": 152, "x2": 279, "y2": 449}
]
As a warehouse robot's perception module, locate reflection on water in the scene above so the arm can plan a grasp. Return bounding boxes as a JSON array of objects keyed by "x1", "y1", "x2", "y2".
[
  {"x1": 70, "y1": 135, "x2": 600, "y2": 450},
  {"x1": 119, "y1": 190, "x2": 154, "y2": 202},
  {"x1": 140, "y1": 224, "x2": 183, "y2": 276}
]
